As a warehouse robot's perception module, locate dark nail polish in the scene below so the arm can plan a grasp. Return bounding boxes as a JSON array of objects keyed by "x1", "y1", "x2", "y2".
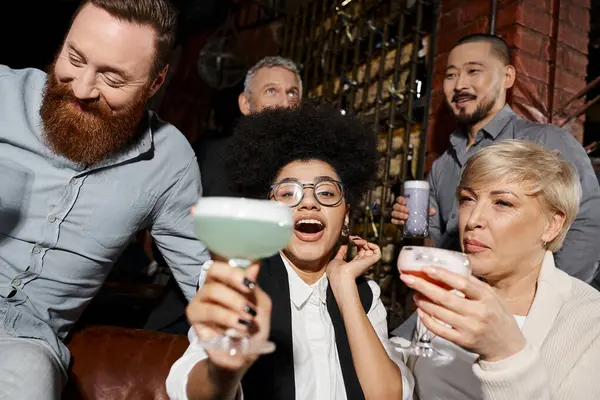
[
  {"x1": 239, "y1": 318, "x2": 253, "y2": 328},
  {"x1": 244, "y1": 305, "x2": 257, "y2": 317},
  {"x1": 243, "y1": 278, "x2": 255, "y2": 290}
]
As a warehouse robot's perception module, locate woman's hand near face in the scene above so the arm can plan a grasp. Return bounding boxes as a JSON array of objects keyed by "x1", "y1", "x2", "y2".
[
  {"x1": 326, "y1": 236, "x2": 381, "y2": 285},
  {"x1": 186, "y1": 262, "x2": 272, "y2": 372},
  {"x1": 401, "y1": 266, "x2": 526, "y2": 362}
]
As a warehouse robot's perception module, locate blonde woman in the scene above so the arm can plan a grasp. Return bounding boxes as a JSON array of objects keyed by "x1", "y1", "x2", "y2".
[{"x1": 399, "y1": 140, "x2": 600, "y2": 399}]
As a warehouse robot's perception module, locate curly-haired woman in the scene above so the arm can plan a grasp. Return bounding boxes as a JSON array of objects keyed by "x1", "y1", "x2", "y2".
[{"x1": 166, "y1": 104, "x2": 411, "y2": 400}]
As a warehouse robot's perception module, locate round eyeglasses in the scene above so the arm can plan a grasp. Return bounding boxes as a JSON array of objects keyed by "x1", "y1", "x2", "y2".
[{"x1": 269, "y1": 179, "x2": 345, "y2": 208}]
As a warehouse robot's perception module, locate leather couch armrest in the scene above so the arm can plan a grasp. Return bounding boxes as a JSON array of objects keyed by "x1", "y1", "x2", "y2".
[{"x1": 63, "y1": 325, "x2": 189, "y2": 400}]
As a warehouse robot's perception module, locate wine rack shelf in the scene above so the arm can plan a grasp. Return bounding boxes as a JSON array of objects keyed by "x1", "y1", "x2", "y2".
[{"x1": 281, "y1": 0, "x2": 440, "y2": 329}]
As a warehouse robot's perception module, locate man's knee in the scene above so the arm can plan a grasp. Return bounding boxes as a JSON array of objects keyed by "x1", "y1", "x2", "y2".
[{"x1": 0, "y1": 336, "x2": 64, "y2": 399}]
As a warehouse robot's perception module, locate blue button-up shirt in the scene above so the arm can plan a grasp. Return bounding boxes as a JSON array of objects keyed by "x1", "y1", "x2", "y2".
[
  {"x1": 427, "y1": 105, "x2": 600, "y2": 282},
  {"x1": 0, "y1": 65, "x2": 209, "y2": 374}
]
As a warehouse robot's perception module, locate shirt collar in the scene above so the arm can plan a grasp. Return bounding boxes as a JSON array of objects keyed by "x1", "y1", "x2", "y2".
[
  {"x1": 449, "y1": 104, "x2": 515, "y2": 148},
  {"x1": 281, "y1": 254, "x2": 328, "y2": 308}
]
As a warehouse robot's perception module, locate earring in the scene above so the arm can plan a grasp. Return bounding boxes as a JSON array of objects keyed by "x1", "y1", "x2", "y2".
[{"x1": 342, "y1": 225, "x2": 350, "y2": 237}]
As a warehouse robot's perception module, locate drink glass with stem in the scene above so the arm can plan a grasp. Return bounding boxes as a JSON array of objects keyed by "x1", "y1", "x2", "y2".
[
  {"x1": 192, "y1": 197, "x2": 294, "y2": 356},
  {"x1": 392, "y1": 246, "x2": 471, "y2": 361}
]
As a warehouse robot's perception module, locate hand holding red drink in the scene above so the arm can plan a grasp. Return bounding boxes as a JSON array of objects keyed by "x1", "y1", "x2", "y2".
[
  {"x1": 398, "y1": 246, "x2": 526, "y2": 363},
  {"x1": 393, "y1": 246, "x2": 470, "y2": 360}
]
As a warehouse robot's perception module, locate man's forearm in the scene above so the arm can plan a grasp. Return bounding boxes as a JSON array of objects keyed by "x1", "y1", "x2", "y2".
[{"x1": 186, "y1": 359, "x2": 243, "y2": 400}]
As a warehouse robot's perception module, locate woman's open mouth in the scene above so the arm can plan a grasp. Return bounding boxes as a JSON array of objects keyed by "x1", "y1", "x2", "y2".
[{"x1": 294, "y1": 218, "x2": 325, "y2": 242}]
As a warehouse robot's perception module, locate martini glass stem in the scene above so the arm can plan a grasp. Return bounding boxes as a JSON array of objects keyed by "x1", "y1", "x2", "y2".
[{"x1": 223, "y1": 257, "x2": 253, "y2": 354}]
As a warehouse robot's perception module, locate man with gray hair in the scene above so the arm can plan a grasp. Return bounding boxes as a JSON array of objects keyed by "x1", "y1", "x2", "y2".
[
  {"x1": 238, "y1": 55, "x2": 302, "y2": 115},
  {"x1": 145, "y1": 56, "x2": 303, "y2": 334},
  {"x1": 196, "y1": 55, "x2": 302, "y2": 198}
]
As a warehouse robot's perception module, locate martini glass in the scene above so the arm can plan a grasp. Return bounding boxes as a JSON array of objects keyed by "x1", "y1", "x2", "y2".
[
  {"x1": 192, "y1": 197, "x2": 294, "y2": 356},
  {"x1": 392, "y1": 246, "x2": 470, "y2": 361}
]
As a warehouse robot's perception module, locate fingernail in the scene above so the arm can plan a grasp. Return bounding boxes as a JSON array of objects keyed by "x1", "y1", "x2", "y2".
[
  {"x1": 401, "y1": 274, "x2": 415, "y2": 284},
  {"x1": 238, "y1": 318, "x2": 253, "y2": 328},
  {"x1": 243, "y1": 305, "x2": 257, "y2": 317},
  {"x1": 243, "y1": 278, "x2": 255, "y2": 290},
  {"x1": 423, "y1": 267, "x2": 437, "y2": 275}
]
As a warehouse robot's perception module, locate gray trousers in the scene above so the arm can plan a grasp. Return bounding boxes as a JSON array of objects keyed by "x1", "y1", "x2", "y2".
[{"x1": 0, "y1": 332, "x2": 64, "y2": 400}]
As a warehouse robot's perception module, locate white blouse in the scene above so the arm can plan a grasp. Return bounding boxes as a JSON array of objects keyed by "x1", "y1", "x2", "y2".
[{"x1": 166, "y1": 256, "x2": 414, "y2": 400}]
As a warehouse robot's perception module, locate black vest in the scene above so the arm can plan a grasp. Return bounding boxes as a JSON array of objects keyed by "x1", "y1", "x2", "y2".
[{"x1": 241, "y1": 254, "x2": 373, "y2": 400}]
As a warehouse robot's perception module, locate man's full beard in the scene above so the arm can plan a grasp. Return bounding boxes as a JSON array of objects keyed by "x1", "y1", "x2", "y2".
[{"x1": 40, "y1": 66, "x2": 150, "y2": 167}]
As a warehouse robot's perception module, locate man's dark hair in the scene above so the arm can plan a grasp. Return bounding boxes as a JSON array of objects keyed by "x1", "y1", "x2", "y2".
[
  {"x1": 225, "y1": 103, "x2": 379, "y2": 207},
  {"x1": 453, "y1": 34, "x2": 511, "y2": 65},
  {"x1": 74, "y1": 0, "x2": 178, "y2": 78}
]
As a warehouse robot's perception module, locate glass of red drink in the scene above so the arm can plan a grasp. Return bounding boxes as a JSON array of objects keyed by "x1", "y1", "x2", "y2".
[{"x1": 393, "y1": 246, "x2": 470, "y2": 361}]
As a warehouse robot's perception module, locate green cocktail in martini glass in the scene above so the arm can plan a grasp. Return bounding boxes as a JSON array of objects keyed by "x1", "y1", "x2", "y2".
[{"x1": 192, "y1": 197, "x2": 294, "y2": 355}]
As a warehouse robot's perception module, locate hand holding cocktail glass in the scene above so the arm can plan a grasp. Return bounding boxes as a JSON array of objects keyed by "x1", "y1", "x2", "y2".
[
  {"x1": 188, "y1": 197, "x2": 294, "y2": 357},
  {"x1": 393, "y1": 246, "x2": 471, "y2": 360},
  {"x1": 395, "y1": 246, "x2": 526, "y2": 363},
  {"x1": 186, "y1": 258, "x2": 273, "y2": 370}
]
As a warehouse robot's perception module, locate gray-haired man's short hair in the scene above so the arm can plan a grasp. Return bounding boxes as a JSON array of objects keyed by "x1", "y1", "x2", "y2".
[{"x1": 243, "y1": 56, "x2": 303, "y2": 98}]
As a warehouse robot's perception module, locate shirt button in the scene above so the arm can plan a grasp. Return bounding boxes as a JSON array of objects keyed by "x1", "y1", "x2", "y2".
[
  {"x1": 48, "y1": 215, "x2": 57, "y2": 223},
  {"x1": 33, "y1": 246, "x2": 41, "y2": 254},
  {"x1": 11, "y1": 278, "x2": 21, "y2": 287},
  {"x1": 70, "y1": 178, "x2": 77, "y2": 185}
]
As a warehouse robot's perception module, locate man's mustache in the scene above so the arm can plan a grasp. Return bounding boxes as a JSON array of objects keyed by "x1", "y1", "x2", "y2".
[
  {"x1": 74, "y1": 99, "x2": 104, "y2": 116},
  {"x1": 50, "y1": 82, "x2": 106, "y2": 116},
  {"x1": 452, "y1": 91, "x2": 476, "y2": 103}
]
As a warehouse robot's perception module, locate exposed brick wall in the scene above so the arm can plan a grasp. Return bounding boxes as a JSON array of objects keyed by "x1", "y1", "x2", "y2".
[{"x1": 426, "y1": 0, "x2": 591, "y2": 173}]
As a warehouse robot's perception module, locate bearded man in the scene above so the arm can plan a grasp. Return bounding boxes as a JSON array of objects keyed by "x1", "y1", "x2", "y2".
[{"x1": 0, "y1": 1, "x2": 210, "y2": 397}]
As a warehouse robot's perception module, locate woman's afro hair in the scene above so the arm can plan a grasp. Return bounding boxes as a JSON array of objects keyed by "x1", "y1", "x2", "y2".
[{"x1": 224, "y1": 102, "x2": 379, "y2": 206}]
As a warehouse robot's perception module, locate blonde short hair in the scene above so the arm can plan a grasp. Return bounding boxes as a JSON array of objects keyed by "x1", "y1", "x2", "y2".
[{"x1": 458, "y1": 140, "x2": 582, "y2": 252}]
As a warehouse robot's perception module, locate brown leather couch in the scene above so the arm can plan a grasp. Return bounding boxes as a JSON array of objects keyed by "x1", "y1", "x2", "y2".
[{"x1": 62, "y1": 325, "x2": 189, "y2": 400}]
